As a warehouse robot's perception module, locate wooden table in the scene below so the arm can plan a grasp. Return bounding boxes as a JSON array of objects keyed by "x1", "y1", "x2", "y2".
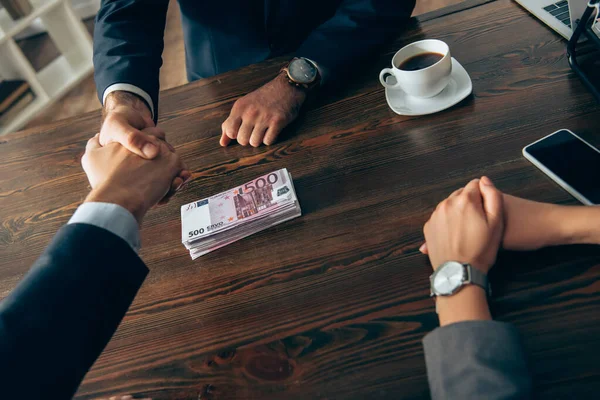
[{"x1": 1, "y1": 0, "x2": 600, "y2": 398}]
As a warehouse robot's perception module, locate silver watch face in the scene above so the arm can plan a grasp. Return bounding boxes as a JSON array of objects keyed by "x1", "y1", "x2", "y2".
[
  {"x1": 289, "y1": 58, "x2": 317, "y2": 84},
  {"x1": 432, "y1": 261, "x2": 465, "y2": 295}
]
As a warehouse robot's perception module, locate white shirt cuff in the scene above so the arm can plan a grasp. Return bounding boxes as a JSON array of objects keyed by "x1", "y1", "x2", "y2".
[
  {"x1": 102, "y1": 83, "x2": 155, "y2": 120},
  {"x1": 68, "y1": 202, "x2": 141, "y2": 252}
]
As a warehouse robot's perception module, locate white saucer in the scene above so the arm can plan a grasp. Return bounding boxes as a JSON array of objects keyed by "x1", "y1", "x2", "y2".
[{"x1": 384, "y1": 58, "x2": 472, "y2": 116}]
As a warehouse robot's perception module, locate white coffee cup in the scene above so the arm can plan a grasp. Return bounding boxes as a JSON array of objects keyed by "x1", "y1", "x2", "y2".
[{"x1": 379, "y1": 39, "x2": 452, "y2": 98}]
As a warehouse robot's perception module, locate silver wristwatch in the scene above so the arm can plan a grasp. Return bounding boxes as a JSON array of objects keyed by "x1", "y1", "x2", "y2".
[{"x1": 430, "y1": 261, "x2": 491, "y2": 297}]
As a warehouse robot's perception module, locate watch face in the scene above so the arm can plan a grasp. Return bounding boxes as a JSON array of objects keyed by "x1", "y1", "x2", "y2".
[
  {"x1": 433, "y1": 262, "x2": 465, "y2": 295},
  {"x1": 289, "y1": 58, "x2": 317, "y2": 84}
]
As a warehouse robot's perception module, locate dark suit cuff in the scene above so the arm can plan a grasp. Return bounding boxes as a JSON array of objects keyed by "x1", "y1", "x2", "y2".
[
  {"x1": 102, "y1": 84, "x2": 155, "y2": 121},
  {"x1": 94, "y1": 70, "x2": 159, "y2": 124}
]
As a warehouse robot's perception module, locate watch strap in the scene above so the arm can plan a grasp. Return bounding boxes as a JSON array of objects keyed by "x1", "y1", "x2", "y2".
[{"x1": 466, "y1": 264, "x2": 491, "y2": 296}]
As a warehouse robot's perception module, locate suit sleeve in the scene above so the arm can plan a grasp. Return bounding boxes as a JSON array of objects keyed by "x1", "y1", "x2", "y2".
[
  {"x1": 93, "y1": 0, "x2": 170, "y2": 123},
  {"x1": 295, "y1": 0, "x2": 416, "y2": 86},
  {"x1": 423, "y1": 320, "x2": 533, "y2": 399},
  {"x1": 0, "y1": 224, "x2": 148, "y2": 399}
]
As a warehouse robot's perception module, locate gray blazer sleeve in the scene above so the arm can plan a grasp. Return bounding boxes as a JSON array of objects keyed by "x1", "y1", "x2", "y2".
[{"x1": 423, "y1": 320, "x2": 532, "y2": 400}]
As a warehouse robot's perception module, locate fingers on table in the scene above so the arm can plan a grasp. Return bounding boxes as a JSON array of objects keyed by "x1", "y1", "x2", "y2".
[
  {"x1": 250, "y1": 125, "x2": 268, "y2": 147},
  {"x1": 221, "y1": 116, "x2": 242, "y2": 146},
  {"x1": 236, "y1": 122, "x2": 254, "y2": 146},
  {"x1": 220, "y1": 131, "x2": 232, "y2": 147},
  {"x1": 221, "y1": 111, "x2": 286, "y2": 147},
  {"x1": 263, "y1": 117, "x2": 286, "y2": 145}
]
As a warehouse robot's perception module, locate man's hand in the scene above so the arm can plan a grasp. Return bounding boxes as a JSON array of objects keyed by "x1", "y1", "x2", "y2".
[
  {"x1": 81, "y1": 134, "x2": 187, "y2": 224},
  {"x1": 423, "y1": 177, "x2": 505, "y2": 273},
  {"x1": 100, "y1": 91, "x2": 162, "y2": 159},
  {"x1": 220, "y1": 73, "x2": 307, "y2": 147}
]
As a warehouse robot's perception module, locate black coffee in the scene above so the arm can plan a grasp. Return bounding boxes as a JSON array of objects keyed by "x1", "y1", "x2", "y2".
[{"x1": 397, "y1": 52, "x2": 444, "y2": 71}]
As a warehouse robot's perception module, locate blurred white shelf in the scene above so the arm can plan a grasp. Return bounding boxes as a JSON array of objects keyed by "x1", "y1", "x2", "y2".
[
  {"x1": 0, "y1": 0, "x2": 64, "y2": 45},
  {"x1": 0, "y1": 55, "x2": 92, "y2": 133},
  {"x1": 13, "y1": 0, "x2": 100, "y2": 40},
  {"x1": 39, "y1": 54, "x2": 91, "y2": 97},
  {"x1": 0, "y1": 94, "x2": 47, "y2": 133},
  {"x1": 0, "y1": 0, "x2": 93, "y2": 135}
]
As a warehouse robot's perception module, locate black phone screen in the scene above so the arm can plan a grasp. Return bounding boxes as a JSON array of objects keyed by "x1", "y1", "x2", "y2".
[{"x1": 525, "y1": 130, "x2": 600, "y2": 204}]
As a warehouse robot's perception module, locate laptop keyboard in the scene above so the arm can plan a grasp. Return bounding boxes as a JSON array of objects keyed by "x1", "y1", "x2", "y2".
[{"x1": 543, "y1": 1, "x2": 571, "y2": 29}]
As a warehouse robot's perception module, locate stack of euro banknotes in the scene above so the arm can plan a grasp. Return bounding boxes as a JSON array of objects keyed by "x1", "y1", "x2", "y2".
[{"x1": 181, "y1": 168, "x2": 301, "y2": 259}]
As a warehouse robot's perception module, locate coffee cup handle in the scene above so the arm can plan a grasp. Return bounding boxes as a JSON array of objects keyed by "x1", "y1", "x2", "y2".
[{"x1": 379, "y1": 68, "x2": 399, "y2": 89}]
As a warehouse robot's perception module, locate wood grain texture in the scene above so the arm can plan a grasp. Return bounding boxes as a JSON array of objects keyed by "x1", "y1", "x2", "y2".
[{"x1": 1, "y1": 0, "x2": 600, "y2": 398}]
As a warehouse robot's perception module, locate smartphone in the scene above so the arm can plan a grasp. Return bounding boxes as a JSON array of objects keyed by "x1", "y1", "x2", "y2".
[{"x1": 522, "y1": 129, "x2": 600, "y2": 205}]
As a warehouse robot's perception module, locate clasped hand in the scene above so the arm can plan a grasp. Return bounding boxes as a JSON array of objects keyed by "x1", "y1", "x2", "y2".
[
  {"x1": 423, "y1": 177, "x2": 505, "y2": 273},
  {"x1": 81, "y1": 129, "x2": 190, "y2": 224}
]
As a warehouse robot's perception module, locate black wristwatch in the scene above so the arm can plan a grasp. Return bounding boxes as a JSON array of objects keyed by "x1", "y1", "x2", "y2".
[{"x1": 281, "y1": 57, "x2": 321, "y2": 90}]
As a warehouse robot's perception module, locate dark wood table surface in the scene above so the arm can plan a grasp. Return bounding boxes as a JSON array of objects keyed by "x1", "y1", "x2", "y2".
[{"x1": 2, "y1": 0, "x2": 600, "y2": 398}]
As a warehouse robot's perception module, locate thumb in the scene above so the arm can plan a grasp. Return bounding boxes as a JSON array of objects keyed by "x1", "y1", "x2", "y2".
[
  {"x1": 479, "y1": 176, "x2": 504, "y2": 228},
  {"x1": 126, "y1": 129, "x2": 160, "y2": 159},
  {"x1": 101, "y1": 122, "x2": 160, "y2": 159}
]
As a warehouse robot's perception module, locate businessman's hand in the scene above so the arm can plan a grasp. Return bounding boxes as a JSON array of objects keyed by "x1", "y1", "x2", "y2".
[
  {"x1": 100, "y1": 91, "x2": 162, "y2": 159},
  {"x1": 220, "y1": 73, "x2": 307, "y2": 147},
  {"x1": 82, "y1": 134, "x2": 188, "y2": 224},
  {"x1": 423, "y1": 177, "x2": 505, "y2": 273}
]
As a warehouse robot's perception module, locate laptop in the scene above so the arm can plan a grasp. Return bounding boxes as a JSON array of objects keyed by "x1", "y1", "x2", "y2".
[{"x1": 514, "y1": 0, "x2": 590, "y2": 39}]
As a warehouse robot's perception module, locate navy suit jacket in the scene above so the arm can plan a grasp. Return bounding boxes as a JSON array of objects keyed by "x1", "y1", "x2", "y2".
[
  {"x1": 0, "y1": 224, "x2": 147, "y2": 399},
  {"x1": 93, "y1": 0, "x2": 416, "y2": 122}
]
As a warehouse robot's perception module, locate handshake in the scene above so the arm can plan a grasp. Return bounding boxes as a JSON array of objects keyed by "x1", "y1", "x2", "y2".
[{"x1": 81, "y1": 127, "x2": 190, "y2": 224}]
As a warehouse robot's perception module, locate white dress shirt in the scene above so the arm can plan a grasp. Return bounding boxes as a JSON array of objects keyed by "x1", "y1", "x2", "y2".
[{"x1": 68, "y1": 202, "x2": 141, "y2": 252}]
